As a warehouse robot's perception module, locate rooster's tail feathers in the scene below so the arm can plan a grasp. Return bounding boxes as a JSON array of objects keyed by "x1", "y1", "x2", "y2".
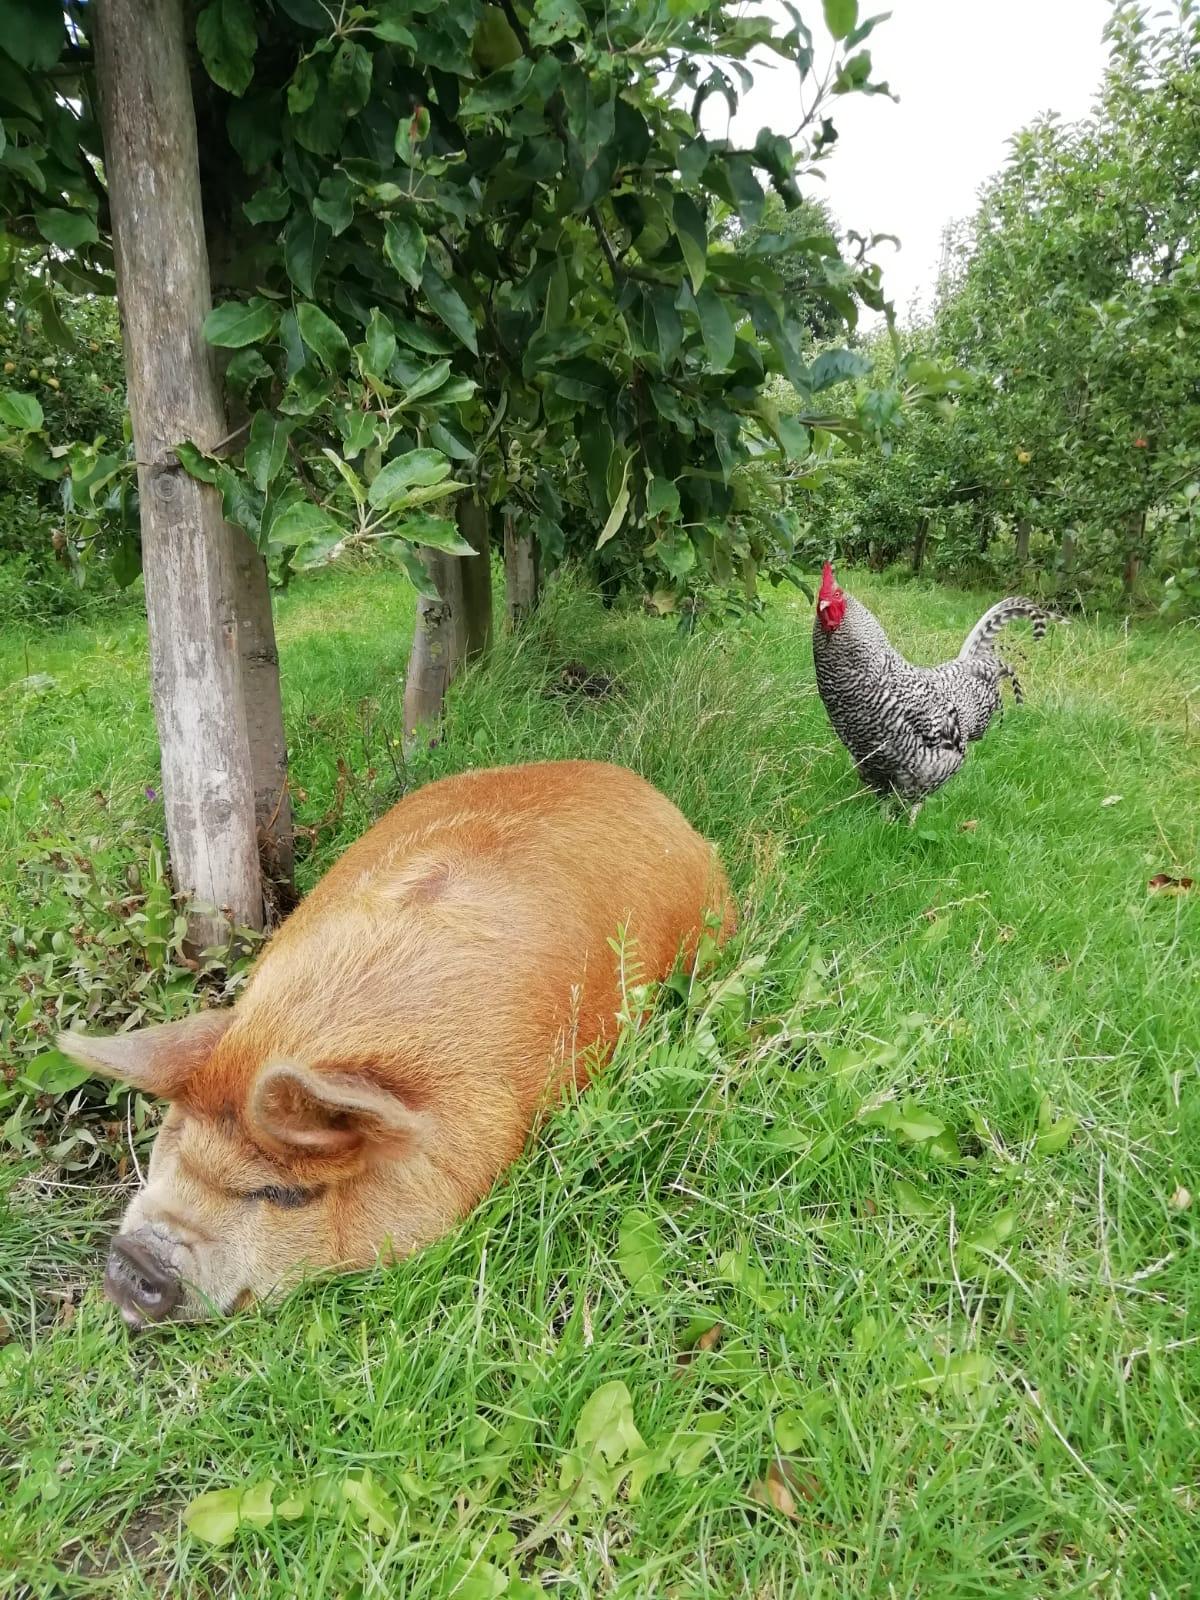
[{"x1": 958, "y1": 598, "x2": 1065, "y2": 659}]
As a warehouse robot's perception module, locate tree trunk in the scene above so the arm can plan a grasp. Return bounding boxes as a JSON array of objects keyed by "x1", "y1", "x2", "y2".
[
  {"x1": 459, "y1": 494, "x2": 493, "y2": 659},
  {"x1": 95, "y1": 0, "x2": 262, "y2": 949},
  {"x1": 1060, "y1": 530, "x2": 1076, "y2": 572},
  {"x1": 1122, "y1": 510, "x2": 1146, "y2": 597},
  {"x1": 1015, "y1": 520, "x2": 1030, "y2": 566},
  {"x1": 228, "y1": 531, "x2": 295, "y2": 919},
  {"x1": 504, "y1": 511, "x2": 540, "y2": 627},
  {"x1": 912, "y1": 517, "x2": 929, "y2": 576},
  {"x1": 213, "y1": 348, "x2": 295, "y2": 921},
  {"x1": 402, "y1": 550, "x2": 465, "y2": 754}
]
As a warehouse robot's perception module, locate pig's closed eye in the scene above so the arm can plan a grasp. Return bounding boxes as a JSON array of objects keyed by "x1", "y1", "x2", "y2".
[{"x1": 245, "y1": 1184, "x2": 322, "y2": 1209}]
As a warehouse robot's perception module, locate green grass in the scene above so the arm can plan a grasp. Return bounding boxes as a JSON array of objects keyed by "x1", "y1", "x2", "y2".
[{"x1": 2, "y1": 565, "x2": 1199, "y2": 1598}]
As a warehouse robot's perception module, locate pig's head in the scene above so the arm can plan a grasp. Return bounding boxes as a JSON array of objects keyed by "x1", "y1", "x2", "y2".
[{"x1": 58, "y1": 1013, "x2": 429, "y2": 1328}]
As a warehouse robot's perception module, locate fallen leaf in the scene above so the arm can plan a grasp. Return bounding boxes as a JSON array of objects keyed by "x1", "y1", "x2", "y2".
[
  {"x1": 183, "y1": 1482, "x2": 275, "y2": 1547},
  {"x1": 894, "y1": 1179, "x2": 937, "y2": 1218},
  {"x1": 340, "y1": 1468, "x2": 398, "y2": 1536},
  {"x1": 675, "y1": 1319, "x2": 722, "y2": 1372},
  {"x1": 556, "y1": 1381, "x2": 645, "y2": 1507},
  {"x1": 750, "y1": 1460, "x2": 797, "y2": 1519},
  {"x1": 1170, "y1": 1185, "x2": 1192, "y2": 1211},
  {"x1": 959, "y1": 819, "x2": 978, "y2": 832},
  {"x1": 1148, "y1": 873, "x2": 1194, "y2": 894},
  {"x1": 1101, "y1": 794, "x2": 1122, "y2": 807},
  {"x1": 750, "y1": 1459, "x2": 818, "y2": 1519},
  {"x1": 617, "y1": 1207, "x2": 665, "y2": 1301}
]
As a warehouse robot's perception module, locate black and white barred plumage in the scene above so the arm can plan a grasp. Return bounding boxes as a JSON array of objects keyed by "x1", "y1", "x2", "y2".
[{"x1": 812, "y1": 565, "x2": 1060, "y2": 814}]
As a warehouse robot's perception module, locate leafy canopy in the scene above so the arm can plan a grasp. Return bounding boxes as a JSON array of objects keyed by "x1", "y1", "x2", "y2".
[{"x1": 2, "y1": 1, "x2": 897, "y2": 610}]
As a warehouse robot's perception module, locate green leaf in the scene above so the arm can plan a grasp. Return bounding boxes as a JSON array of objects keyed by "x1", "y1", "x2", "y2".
[
  {"x1": 295, "y1": 302, "x2": 350, "y2": 371},
  {"x1": 646, "y1": 477, "x2": 681, "y2": 520},
  {"x1": 654, "y1": 529, "x2": 696, "y2": 580},
  {"x1": 1034, "y1": 1097, "x2": 1077, "y2": 1157},
  {"x1": 34, "y1": 208, "x2": 98, "y2": 250},
  {"x1": 966, "y1": 1209, "x2": 1017, "y2": 1260},
  {"x1": 596, "y1": 456, "x2": 631, "y2": 549},
  {"x1": 283, "y1": 213, "x2": 331, "y2": 299},
  {"x1": 225, "y1": 347, "x2": 274, "y2": 397},
  {"x1": 328, "y1": 39, "x2": 373, "y2": 118},
  {"x1": 400, "y1": 359, "x2": 452, "y2": 405},
  {"x1": 312, "y1": 174, "x2": 354, "y2": 236},
  {"x1": 286, "y1": 57, "x2": 318, "y2": 114},
  {"x1": 203, "y1": 298, "x2": 279, "y2": 349},
  {"x1": 0, "y1": 0, "x2": 64, "y2": 69},
  {"x1": 421, "y1": 264, "x2": 477, "y2": 353},
  {"x1": 399, "y1": 514, "x2": 475, "y2": 555},
  {"x1": 369, "y1": 18, "x2": 417, "y2": 46},
  {"x1": 810, "y1": 347, "x2": 872, "y2": 391},
  {"x1": 196, "y1": 0, "x2": 258, "y2": 96},
  {"x1": 267, "y1": 499, "x2": 339, "y2": 548},
  {"x1": 216, "y1": 465, "x2": 264, "y2": 539},
  {"x1": 362, "y1": 309, "x2": 397, "y2": 380},
  {"x1": 183, "y1": 1482, "x2": 274, "y2": 1546},
  {"x1": 559, "y1": 1381, "x2": 646, "y2": 1505},
  {"x1": 776, "y1": 414, "x2": 811, "y2": 461},
  {"x1": 384, "y1": 217, "x2": 427, "y2": 289},
  {"x1": 368, "y1": 448, "x2": 452, "y2": 508},
  {"x1": 396, "y1": 481, "x2": 468, "y2": 511},
  {"x1": 111, "y1": 535, "x2": 142, "y2": 590},
  {"x1": 321, "y1": 447, "x2": 367, "y2": 509},
  {"x1": 895, "y1": 1108, "x2": 945, "y2": 1144},
  {"x1": 242, "y1": 180, "x2": 291, "y2": 224},
  {"x1": 617, "y1": 1208, "x2": 664, "y2": 1300},
  {"x1": 175, "y1": 440, "x2": 223, "y2": 484},
  {"x1": 530, "y1": 0, "x2": 586, "y2": 46},
  {"x1": 893, "y1": 1179, "x2": 937, "y2": 1218},
  {"x1": 394, "y1": 105, "x2": 431, "y2": 164},
  {"x1": 20, "y1": 1048, "x2": 91, "y2": 1095},
  {"x1": 460, "y1": 59, "x2": 534, "y2": 117},
  {"x1": 0, "y1": 389, "x2": 43, "y2": 432},
  {"x1": 694, "y1": 286, "x2": 736, "y2": 370},
  {"x1": 672, "y1": 194, "x2": 708, "y2": 292},
  {"x1": 822, "y1": 0, "x2": 858, "y2": 40},
  {"x1": 473, "y1": 5, "x2": 524, "y2": 69},
  {"x1": 913, "y1": 1351, "x2": 995, "y2": 1398},
  {"x1": 339, "y1": 1469, "x2": 397, "y2": 1536},
  {"x1": 392, "y1": 317, "x2": 452, "y2": 355},
  {"x1": 244, "y1": 412, "x2": 294, "y2": 493}
]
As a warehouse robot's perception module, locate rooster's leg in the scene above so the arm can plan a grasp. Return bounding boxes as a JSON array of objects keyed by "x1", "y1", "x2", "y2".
[{"x1": 906, "y1": 801, "x2": 923, "y2": 828}]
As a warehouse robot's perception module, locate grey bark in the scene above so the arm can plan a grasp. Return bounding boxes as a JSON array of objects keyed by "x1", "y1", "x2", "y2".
[
  {"x1": 402, "y1": 549, "x2": 465, "y2": 754},
  {"x1": 503, "y1": 512, "x2": 540, "y2": 626},
  {"x1": 1015, "y1": 520, "x2": 1031, "y2": 566},
  {"x1": 228, "y1": 531, "x2": 295, "y2": 915},
  {"x1": 95, "y1": 0, "x2": 262, "y2": 948},
  {"x1": 212, "y1": 347, "x2": 295, "y2": 919}
]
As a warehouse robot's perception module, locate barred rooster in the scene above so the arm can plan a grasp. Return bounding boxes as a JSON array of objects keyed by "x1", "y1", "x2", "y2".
[{"x1": 812, "y1": 564, "x2": 1060, "y2": 819}]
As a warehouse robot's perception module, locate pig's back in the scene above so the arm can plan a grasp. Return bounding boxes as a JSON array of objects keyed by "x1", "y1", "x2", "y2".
[{"x1": 230, "y1": 762, "x2": 732, "y2": 1114}]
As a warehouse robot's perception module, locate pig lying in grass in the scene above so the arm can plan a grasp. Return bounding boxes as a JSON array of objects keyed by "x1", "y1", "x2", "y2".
[{"x1": 59, "y1": 760, "x2": 735, "y2": 1327}]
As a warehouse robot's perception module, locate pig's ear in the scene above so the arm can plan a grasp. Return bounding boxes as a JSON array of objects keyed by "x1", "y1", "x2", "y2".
[
  {"x1": 56, "y1": 1011, "x2": 232, "y2": 1098},
  {"x1": 249, "y1": 1063, "x2": 426, "y2": 1161}
]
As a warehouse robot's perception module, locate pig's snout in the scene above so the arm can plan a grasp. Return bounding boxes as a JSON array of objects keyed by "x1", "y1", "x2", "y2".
[{"x1": 104, "y1": 1233, "x2": 181, "y2": 1326}]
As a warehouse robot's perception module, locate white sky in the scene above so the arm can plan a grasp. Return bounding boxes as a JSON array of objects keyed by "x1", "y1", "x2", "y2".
[{"x1": 720, "y1": 0, "x2": 1114, "y2": 323}]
